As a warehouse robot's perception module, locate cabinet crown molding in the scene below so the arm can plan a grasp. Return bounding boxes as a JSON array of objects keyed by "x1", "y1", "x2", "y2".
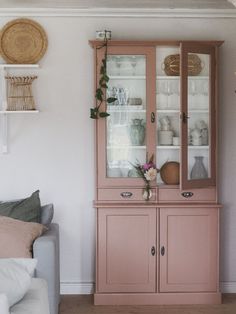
[{"x1": 0, "y1": 8, "x2": 236, "y2": 18}]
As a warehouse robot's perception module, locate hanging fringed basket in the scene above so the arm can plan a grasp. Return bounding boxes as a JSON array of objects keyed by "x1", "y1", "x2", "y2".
[{"x1": 5, "y1": 76, "x2": 37, "y2": 111}]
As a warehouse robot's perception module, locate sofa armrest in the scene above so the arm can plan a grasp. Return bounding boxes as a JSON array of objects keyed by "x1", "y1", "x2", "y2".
[
  {"x1": 33, "y1": 223, "x2": 60, "y2": 314},
  {"x1": 40, "y1": 204, "x2": 54, "y2": 226}
]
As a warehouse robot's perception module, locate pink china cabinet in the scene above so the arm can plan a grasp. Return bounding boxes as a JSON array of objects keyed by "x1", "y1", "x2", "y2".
[{"x1": 89, "y1": 39, "x2": 223, "y2": 305}]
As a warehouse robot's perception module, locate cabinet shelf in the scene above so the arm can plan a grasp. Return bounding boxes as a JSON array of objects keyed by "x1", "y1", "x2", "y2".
[
  {"x1": 156, "y1": 76, "x2": 209, "y2": 80},
  {"x1": 189, "y1": 145, "x2": 209, "y2": 149},
  {"x1": 107, "y1": 109, "x2": 209, "y2": 114},
  {"x1": 108, "y1": 106, "x2": 146, "y2": 113},
  {"x1": 157, "y1": 145, "x2": 180, "y2": 149},
  {"x1": 189, "y1": 109, "x2": 209, "y2": 113},
  {"x1": 157, "y1": 109, "x2": 209, "y2": 113},
  {"x1": 107, "y1": 145, "x2": 146, "y2": 149},
  {"x1": 157, "y1": 145, "x2": 209, "y2": 149},
  {"x1": 157, "y1": 109, "x2": 179, "y2": 113},
  {"x1": 109, "y1": 75, "x2": 146, "y2": 80},
  {"x1": 109, "y1": 76, "x2": 209, "y2": 80}
]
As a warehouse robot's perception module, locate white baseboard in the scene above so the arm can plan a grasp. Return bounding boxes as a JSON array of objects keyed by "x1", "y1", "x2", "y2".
[
  {"x1": 60, "y1": 282, "x2": 94, "y2": 295},
  {"x1": 61, "y1": 281, "x2": 236, "y2": 295},
  {"x1": 220, "y1": 282, "x2": 236, "y2": 293}
]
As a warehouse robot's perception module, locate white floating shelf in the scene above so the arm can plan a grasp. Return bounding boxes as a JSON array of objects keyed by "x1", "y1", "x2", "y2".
[
  {"x1": 0, "y1": 110, "x2": 39, "y2": 114},
  {"x1": 0, "y1": 64, "x2": 40, "y2": 154},
  {"x1": 0, "y1": 110, "x2": 40, "y2": 154},
  {"x1": 0, "y1": 64, "x2": 39, "y2": 68}
]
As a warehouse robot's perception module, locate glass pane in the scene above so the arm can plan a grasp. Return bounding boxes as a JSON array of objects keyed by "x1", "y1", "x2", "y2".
[
  {"x1": 156, "y1": 47, "x2": 180, "y2": 184},
  {"x1": 106, "y1": 54, "x2": 146, "y2": 178},
  {"x1": 187, "y1": 53, "x2": 210, "y2": 180}
]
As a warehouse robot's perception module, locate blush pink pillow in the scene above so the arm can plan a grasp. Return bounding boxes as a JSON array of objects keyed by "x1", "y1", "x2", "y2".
[{"x1": 0, "y1": 215, "x2": 46, "y2": 258}]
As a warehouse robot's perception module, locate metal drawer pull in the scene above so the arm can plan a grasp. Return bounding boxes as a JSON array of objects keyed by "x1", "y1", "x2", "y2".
[
  {"x1": 151, "y1": 246, "x2": 156, "y2": 256},
  {"x1": 120, "y1": 192, "x2": 133, "y2": 198},
  {"x1": 161, "y1": 246, "x2": 165, "y2": 256},
  {"x1": 181, "y1": 191, "x2": 194, "y2": 198}
]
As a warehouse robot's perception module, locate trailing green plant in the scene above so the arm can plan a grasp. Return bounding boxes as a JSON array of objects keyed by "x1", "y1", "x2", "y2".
[{"x1": 90, "y1": 31, "x2": 117, "y2": 119}]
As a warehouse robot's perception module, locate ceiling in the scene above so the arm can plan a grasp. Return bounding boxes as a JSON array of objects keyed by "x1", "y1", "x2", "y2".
[{"x1": 0, "y1": 0, "x2": 235, "y2": 9}]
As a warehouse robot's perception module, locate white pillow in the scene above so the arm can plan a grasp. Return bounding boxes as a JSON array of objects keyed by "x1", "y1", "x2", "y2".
[
  {"x1": 10, "y1": 258, "x2": 37, "y2": 277},
  {"x1": 0, "y1": 294, "x2": 9, "y2": 314},
  {"x1": 0, "y1": 259, "x2": 37, "y2": 307}
]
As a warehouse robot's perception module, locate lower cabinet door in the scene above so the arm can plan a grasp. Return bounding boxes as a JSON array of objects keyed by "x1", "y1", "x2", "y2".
[
  {"x1": 97, "y1": 208, "x2": 157, "y2": 293},
  {"x1": 160, "y1": 207, "x2": 218, "y2": 292}
]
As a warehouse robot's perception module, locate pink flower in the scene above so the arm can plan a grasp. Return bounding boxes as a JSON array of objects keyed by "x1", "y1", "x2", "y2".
[{"x1": 142, "y1": 162, "x2": 155, "y2": 171}]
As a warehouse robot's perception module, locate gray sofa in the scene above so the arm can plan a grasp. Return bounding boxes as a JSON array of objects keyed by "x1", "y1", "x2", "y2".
[
  {"x1": 33, "y1": 205, "x2": 60, "y2": 314},
  {"x1": 10, "y1": 278, "x2": 50, "y2": 314}
]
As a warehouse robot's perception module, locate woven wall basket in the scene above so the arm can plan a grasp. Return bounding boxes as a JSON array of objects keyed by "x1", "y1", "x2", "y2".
[
  {"x1": 0, "y1": 18, "x2": 48, "y2": 64},
  {"x1": 163, "y1": 54, "x2": 203, "y2": 76}
]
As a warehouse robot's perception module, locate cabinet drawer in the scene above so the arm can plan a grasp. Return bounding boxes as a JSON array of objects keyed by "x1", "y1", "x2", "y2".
[
  {"x1": 159, "y1": 188, "x2": 216, "y2": 202},
  {"x1": 98, "y1": 188, "x2": 156, "y2": 202}
]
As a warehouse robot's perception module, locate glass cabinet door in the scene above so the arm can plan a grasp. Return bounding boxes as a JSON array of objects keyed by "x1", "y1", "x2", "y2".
[
  {"x1": 156, "y1": 46, "x2": 181, "y2": 184},
  {"x1": 96, "y1": 46, "x2": 156, "y2": 187},
  {"x1": 180, "y1": 43, "x2": 216, "y2": 189}
]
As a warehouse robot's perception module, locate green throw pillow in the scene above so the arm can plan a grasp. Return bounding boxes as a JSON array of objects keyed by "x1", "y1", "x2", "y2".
[{"x1": 0, "y1": 190, "x2": 41, "y2": 223}]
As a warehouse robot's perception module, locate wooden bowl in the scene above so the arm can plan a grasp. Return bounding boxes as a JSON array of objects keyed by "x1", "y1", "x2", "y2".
[{"x1": 160, "y1": 161, "x2": 180, "y2": 185}]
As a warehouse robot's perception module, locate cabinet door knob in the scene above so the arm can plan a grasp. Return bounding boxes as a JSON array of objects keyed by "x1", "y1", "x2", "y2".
[
  {"x1": 151, "y1": 112, "x2": 155, "y2": 123},
  {"x1": 182, "y1": 112, "x2": 189, "y2": 123},
  {"x1": 161, "y1": 246, "x2": 165, "y2": 256},
  {"x1": 151, "y1": 246, "x2": 156, "y2": 256}
]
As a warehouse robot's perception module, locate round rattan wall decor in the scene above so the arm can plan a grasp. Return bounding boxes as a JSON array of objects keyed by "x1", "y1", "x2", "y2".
[{"x1": 0, "y1": 18, "x2": 48, "y2": 64}]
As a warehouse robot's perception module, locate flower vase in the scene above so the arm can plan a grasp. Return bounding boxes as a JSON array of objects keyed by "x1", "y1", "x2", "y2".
[
  {"x1": 190, "y1": 156, "x2": 208, "y2": 179},
  {"x1": 142, "y1": 184, "x2": 152, "y2": 201}
]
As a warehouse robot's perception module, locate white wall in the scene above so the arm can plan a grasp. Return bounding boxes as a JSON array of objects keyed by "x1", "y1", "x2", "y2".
[{"x1": 0, "y1": 13, "x2": 236, "y2": 293}]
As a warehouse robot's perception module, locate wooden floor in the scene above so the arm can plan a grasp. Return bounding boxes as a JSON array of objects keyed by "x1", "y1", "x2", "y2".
[{"x1": 60, "y1": 294, "x2": 236, "y2": 314}]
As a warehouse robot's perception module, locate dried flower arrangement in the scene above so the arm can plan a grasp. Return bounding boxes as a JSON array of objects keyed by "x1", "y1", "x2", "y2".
[{"x1": 132, "y1": 155, "x2": 159, "y2": 201}]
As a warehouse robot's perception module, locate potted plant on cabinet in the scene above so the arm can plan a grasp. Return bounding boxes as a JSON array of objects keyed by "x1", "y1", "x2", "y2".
[{"x1": 90, "y1": 31, "x2": 116, "y2": 119}]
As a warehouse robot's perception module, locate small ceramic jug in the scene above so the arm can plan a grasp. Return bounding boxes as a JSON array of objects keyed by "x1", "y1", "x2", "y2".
[
  {"x1": 196, "y1": 120, "x2": 208, "y2": 145},
  {"x1": 191, "y1": 128, "x2": 202, "y2": 146},
  {"x1": 129, "y1": 119, "x2": 145, "y2": 145}
]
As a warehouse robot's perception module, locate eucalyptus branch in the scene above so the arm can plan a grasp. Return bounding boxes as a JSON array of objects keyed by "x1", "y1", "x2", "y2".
[{"x1": 90, "y1": 31, "x2": 117, "y2": 119}]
